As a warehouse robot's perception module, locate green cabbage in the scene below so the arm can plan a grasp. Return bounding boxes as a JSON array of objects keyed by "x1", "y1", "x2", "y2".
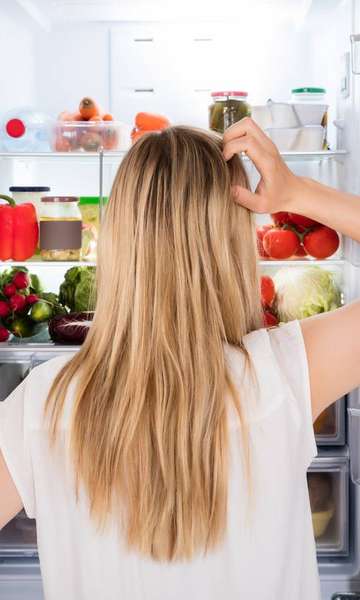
[
  {"x1": 59, "y1": 267, "x2": 96, "y2": 312},
  {"x1": 274, "y1": 266, "x2": 342, "y2": 321}
]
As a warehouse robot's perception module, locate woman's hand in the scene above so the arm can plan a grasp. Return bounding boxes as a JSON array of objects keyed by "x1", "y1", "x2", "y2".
[{"x1": 223, "y1": 118, "x2": 304, "y2": 214}]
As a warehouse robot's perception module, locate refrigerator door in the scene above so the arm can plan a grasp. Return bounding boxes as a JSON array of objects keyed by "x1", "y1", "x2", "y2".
[
  {"x1": 0, "y1": 560, "x2": 43, "y2": 600},
  {"x1": 315, "y1": 398, "x2": 346, "y2": 446},
  {"x1": 0, "y1": 512, "x2": 37, "y2": 558},
  {"x1": 309, "y1": 455, "x2": 349, "y2": 556}
]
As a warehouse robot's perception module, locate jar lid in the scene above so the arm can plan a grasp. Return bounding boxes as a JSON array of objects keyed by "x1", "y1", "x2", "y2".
[
  {"x1": 41, "y1": 196, "x2": 79, "y2": 203},
  {"x1": 10, "y1": 186, "x2": 50, "y2": 192},
  {"x1": 291, "y1": 87, "x2": 326, "y2": 94},
  {"x1": 211, "y1": 91, "x2": 248, "y2": 98},
  {"x1": 79, "y1": 196, "x2": 108, "y2": 205}
]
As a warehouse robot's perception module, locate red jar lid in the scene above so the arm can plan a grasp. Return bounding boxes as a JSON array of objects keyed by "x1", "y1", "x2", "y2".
[
  {"x1": 211, "y1": 91, "x2": 248, "y2": 98},
  {"x1": 6, "y1": 119, "x2": 26, "y2": 138}
]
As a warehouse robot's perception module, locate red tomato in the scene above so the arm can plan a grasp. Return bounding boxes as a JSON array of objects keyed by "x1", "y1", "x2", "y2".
[
  {"x1": 294, "y1": 244, "x2": 308, "y2": 257},
  {"x1": 256, "y1": 224, "x2": 273, "y2": 258},
  {"x1": 271, "y1": 212, "x2": 290, "y2": 227},
  {"x1": 263, "y1": 311, "x2": 279, "y2": 328},
  {"x1": 263, "y1": 228, "x2": 300, "y2": 259},
  {"x1": 260, "y1": 275, "x2": 275, "y2": 307},
  {"x1": 287, "y1": 213, "x2": 319, "y2": 229},
  {"x1": 303, "y1": 226, "x2": 340, "y2": 259}
]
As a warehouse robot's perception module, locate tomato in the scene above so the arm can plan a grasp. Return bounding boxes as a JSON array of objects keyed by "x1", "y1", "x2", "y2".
[
  {"x1": 263, "y1": 311, "x2": 279, "y2": 328},
  {"x1": 303, "y1": 226, "x2": 340, "y2": 259},
  {"x1": 263, "y1": 228, "x2": 300, "y2": 259},
  {"x1": 260, "y1": 275, "x2": 275, "y2": 307},
  {"x1": 271, "y1": 212, "x2": 290, "y2": 227},
  {"x1": 287, "y1": 213, "x2": 319, "y2": 229},
  {"x1": 256, "y1": 224, "x2": 273, "y2": 257},
  {"x1": 294, "y1": 244, "x2": 308, "y2": 257}
]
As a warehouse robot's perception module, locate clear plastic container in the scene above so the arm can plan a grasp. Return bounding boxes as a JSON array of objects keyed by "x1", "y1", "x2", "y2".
[
  {"x1": 209, "y1": 91, "x2": 251, "y2": 134},
  {"x1": 291, "y1": 87, "x2": 328, "y2": 147},
  {"x1": 40, "y1": 196, "x2": 82, "y2": 261},
  {"x1": 79, "y1": 196, "x2": 108, "y2": 261},
  {"x1": 308, "y1": 456, "x2": 349, "y2": 555},
  {"x1": 0, "y1": 108, "x2": 52, "y2": 152},
  {"x1": 51, "y1": 121, "x2": 125, "y2": 152}
]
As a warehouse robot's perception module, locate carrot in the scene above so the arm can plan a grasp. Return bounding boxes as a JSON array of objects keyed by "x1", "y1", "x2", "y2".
[
  {"x1": 58, "y1": 111, "x2": 74, "y2": 122},
  {"x1": 102, "y1": 113, "x2": 114, "y2": 121},
  {"x1": 79, "y1": 97, "x2": 100, "y2": 120},
  {"x1": 89, "y1": 115, "x2": 102, "y2": 122},
  {"x1": 72, "y1": 112, "x2": 83, "y2": 121},
  {"x1": 131, "y1": 128, "x2": 149, "y2": 144},
  {"x1": 135, "y1": 112, "x2": 170, "y2": 131}
]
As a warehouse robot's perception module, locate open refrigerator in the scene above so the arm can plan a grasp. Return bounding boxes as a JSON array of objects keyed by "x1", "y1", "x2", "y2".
[{"x1": 1, "y1": 0, "x2": 360, "y2": 598}]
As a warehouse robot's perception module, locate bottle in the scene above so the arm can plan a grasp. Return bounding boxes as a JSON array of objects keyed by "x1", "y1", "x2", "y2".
[{"x1": 0, "y1": 108, "x2": 52, "y2": 152}]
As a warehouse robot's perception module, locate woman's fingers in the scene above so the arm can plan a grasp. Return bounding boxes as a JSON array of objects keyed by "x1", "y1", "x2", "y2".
[
  {"x1": 231, "y1": 185, "x2": 270, "y2": 213},
  {"x1": 223, "y1": 134, "x2": 276, "y2": 181},
  {"x1": 223, "y1": 117, "x2": 275, "y2": 153}
]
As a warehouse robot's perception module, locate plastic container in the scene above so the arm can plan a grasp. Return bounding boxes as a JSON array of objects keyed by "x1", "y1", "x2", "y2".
[
  {"x1": 40, "y1": 196, "x2": 82, "y2": 261},
  {"x1": 51, "y1": 121, "x2": 125, "y2": 152},
  {"x1": 266, "y1": 127, "x2": 300, "y2": 151},
  {"x1": 267, "y1": 101, "x2": 299, "y2": 128},
  {"x1": 291, "y1": 88, "x2": 328, "y2": 146},
  {"x1": 209, "y1": 91, "x2": 251, "y2": 134},
  {"x1": 308, "y1": 456, "x2": 349, "y2": 556},
  {"x1": 296, "y1": 125, "x2": 325, "y2": 151},
  {"x1": 79, "y1": 196, "x2": 108, "y2": 261},
  {"x1": 9, "y1": 186, "x2": 50, "y2": 219},
  {"x1": 0, "y1": 109, "x2": 52, "y2": 152},
  {"x1": 251, "y1": 105, "x2": 272, "y2": 130}
]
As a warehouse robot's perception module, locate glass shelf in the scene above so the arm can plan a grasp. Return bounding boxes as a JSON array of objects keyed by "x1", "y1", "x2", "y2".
[
  {"x1": 259, "y1": 258, "x2": 345, "y2": 268},
  {"x1": 0, "y1": 342, "x2": 79, "y2": 363},
  {"x1": 0, "y1": 261, "x2": 96, "y2": 269}
]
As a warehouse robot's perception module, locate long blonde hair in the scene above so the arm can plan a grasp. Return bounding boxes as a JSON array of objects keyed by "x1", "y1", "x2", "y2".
[{"x1": 46, "y1": 126, "x2": 262, "y2": 561}]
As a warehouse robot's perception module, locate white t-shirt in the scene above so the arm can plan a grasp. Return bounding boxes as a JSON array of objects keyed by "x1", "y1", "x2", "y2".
[{"x1": 0, "y1": 320, "x2": 320, "y2": 600}]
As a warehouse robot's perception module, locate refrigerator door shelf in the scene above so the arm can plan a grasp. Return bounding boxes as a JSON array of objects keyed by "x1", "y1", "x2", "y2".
[
  {"x1": 315, "y1": 398, "x2": 346, "y2": 446},
  {"x1": 308, "y1": 455, "x2": 349, "y2": 556},
  {"x1": 0, "y1": 512, "x2": 37, "y2": 558},
  {"x1": 0, "y1": 344, "x2": 79, "y2": 365}
]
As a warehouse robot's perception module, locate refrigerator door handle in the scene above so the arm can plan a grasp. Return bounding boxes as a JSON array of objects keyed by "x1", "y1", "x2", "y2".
[
  {"x1": 348, "y1": 407, "x2": 360, "y2": 484},
  {"x1": 350, "y1": 34, "x2": 360, "y2": 74}
]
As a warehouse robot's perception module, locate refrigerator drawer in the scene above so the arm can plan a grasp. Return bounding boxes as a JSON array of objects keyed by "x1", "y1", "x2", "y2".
[
  {"x1": 0, "y1": 511, "x2": 37, "y2": 558},
  {"x1": 308, "y1": 456, "x2": 349, "y2": 556},
  {"x1": 314, "y1": 398, "x2": 346, "y2": 446}
]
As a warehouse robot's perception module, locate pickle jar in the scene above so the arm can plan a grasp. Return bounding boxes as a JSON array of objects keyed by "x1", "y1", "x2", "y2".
[
  {"x1": 209, "y1": 91, "x2": 251, "y2": 134},
  {"x1": 40, "y1": 196, "x2": 82, "y2": 262}
]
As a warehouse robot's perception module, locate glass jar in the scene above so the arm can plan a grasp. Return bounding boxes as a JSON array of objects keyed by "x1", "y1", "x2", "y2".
[
  {"x1": 79, "y1": 196, "x2": 108, "y2": 262},
  {"x1": 209, "y1": 91, "x2": 251, "y2": 134},
  {"x1": 9, "y1": 186, "x2": 50, "y2": 219},
  {"x1": 40, "y1": 196, "x2": 82, "y2": 261}
]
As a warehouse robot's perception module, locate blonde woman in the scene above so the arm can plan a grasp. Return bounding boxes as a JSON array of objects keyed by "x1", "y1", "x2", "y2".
[{"x1": 0, "y1": 122, "x2": 360, "y2": 600}]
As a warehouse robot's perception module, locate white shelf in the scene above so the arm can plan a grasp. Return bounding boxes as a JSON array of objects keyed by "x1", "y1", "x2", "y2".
[
  {"x1": 0, "y1": 343, "x2": 79, "y2": 363},
  {"x1": 0, "y1": 149, "x2": 348, "y2": 162},
  {"x1": 0, "y1": 261, "x2": 96, "y2": 269},
  {"x1": 260, "y1": 258, "x2": 344, "y2": 268}
]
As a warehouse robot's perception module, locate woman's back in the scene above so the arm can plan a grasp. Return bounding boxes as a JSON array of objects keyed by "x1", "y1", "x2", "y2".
[{"x1": 0, "y1": 320, "x2": 320, "y2": 599}]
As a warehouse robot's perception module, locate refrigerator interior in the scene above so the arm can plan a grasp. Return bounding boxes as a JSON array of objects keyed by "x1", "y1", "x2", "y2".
[{"x1": 1, "y1": 0, "x2": 360, "y2": 598}]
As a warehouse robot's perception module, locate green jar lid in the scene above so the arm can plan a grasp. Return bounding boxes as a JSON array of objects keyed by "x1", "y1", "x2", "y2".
[
  {"x1": 292, "y1": 87, "x2": 326, "y2": 94},
  {"x1": 79, "y1": 196, "x2": 108, "y2": 205}
]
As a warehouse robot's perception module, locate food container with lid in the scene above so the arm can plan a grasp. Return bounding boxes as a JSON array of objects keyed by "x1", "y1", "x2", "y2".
[
  {"x1": 266, "y1": 127, "x2": 301, "y2": 151},
  {"x1": 9, "y1": 186, "x2": 50, "y2": 219},
  {"x1": 267, "y1": 101, "x2": 299, "y2": 128},
  {"x1": 51, "y1": 121, "x2": 128, "y2": 152},
  {"x1": 209, "y1": 91, "x2": 251, "y2": 134},
  {"x1": 40, "y1": 196, "x2": 82, "y2": 262},
  {"x1": 79, "y1": 196, "x2": 108, "y2": 262},
  {"x1": 291, "y1": 87, "x2": 328, "y2": 137}
]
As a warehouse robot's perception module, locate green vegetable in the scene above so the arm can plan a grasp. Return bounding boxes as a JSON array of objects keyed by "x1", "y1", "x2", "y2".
[
  {"x1": 30, "y1": 301, "x2": 53, "y2": 323},
  {"x1": 59, "y1": 266, "x2": 96, "y2": 312},
  {"x1": 274, "y1": 266, "x2": 342, "y2": 321},
  {"x1": 39, "y1": 292, "x2": 67, "y2": 316},
  {"x1": 29, "y1": 274, "x2": 43, "y2": 295},
  {"x1": 9, "y1": 316, "x2": 38, "y2": 338}
]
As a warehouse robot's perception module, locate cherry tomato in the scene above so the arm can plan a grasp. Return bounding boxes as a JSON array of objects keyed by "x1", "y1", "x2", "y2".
[
  {"x1": 271, "y1": 212, "x2": 290, "y2": 227},
  {"x1": 287, "y1": 213, "x2": 319, "y2": 229},
  {"x1": 260, "y1": 275, "x2": 275, "y2": 307},
  {"x1": 263, "y1": 228, "x2": 300, "y2": 259},
  {"x1": 303, "y1": 226, "x2": 340, "y2": 259},
  {"x1": 263, "y1": 311, "x2": 279, "y2": 327},
  {"x1": 256, "y1": 224, "x2": 273, "y2": 258}
]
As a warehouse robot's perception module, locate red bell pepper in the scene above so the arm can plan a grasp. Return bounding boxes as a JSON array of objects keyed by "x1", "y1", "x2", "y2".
[{"x1": 0, "y1": 195, "x2": 38, "y2": 261}]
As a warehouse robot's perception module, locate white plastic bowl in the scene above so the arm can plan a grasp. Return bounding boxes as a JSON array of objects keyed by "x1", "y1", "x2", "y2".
[
  {"x1": 266, "y1": 127, "x2": 300, "y2": 151},
  {"x1": 293, "y1": 103, "x2": 328, "y2": 127},
  {"x1": 268, "y1": 102, "x2": 299, "y2": 128},
  {"x1": 251, "y1": 105, "x2": 272, "y2": 130},
  {"x1": 295, "y1": 126, "x2": 325, "y2": 151}
]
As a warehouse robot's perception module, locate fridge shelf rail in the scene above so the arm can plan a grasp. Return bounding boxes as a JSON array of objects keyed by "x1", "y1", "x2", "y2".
[{"x1": 0, "y1": 344, "x2": 80, "y2": 364}]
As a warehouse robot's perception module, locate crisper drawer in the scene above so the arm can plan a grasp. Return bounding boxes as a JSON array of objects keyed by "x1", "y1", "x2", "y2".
[
  {"x1": 314, "y1": 398, "x2": 346, "y2": 446},
  {"x1": 308, "y1": 455, "x2": 349, "y2": 556},
  {"x1": 0, "y1": 511, "x2": 37, "y2": 558}
]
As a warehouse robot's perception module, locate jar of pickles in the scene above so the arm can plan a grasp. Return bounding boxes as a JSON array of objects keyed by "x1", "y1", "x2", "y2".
[
  {"x1": 40, "y1": 196, "x2": 82, "y2": 261},
  {"x1": 209, "y1": 91, "x2": 251, "y2": 134}
]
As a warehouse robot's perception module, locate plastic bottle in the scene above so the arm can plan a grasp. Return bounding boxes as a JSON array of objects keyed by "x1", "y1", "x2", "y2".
[{"x1": 0, "y1": 108, "x2": 52, "y2": 152}]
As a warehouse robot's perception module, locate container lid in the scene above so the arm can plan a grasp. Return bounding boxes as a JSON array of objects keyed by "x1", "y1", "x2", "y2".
[
  {"x1": 10, "y1": 186, "x2": 50, "y2": 192},
  {"x1": 79, "y1": 196, "x2": 108, "y2": 205},
  {"x1": 41, "y1": 196, "x2": 79, "y2": 203},
  {"x1": 291, "y1": 87, "x2": 326, "y2": 94},
  {"x1": 211, "y1": 91, "x2": 248, "y2": 98}
]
